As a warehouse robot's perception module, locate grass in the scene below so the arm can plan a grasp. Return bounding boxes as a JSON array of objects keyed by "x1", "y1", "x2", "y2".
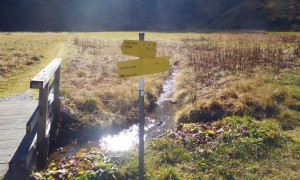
[
  {"x1": 0, "y1": 32, "x2": 68, "y2": 97},
  {"x1": 34, "y1": 116, "x2": 300, "y2": 179}
]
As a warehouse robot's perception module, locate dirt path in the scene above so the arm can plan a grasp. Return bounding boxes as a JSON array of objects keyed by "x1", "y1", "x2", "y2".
[{"x1": 0, "y1": 89, "x2": 33, "y2": 102}]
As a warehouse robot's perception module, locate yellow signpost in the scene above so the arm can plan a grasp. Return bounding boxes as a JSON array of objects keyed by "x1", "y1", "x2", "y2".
[
  {"x1": 117, "y1": 57, "x2": 170, "y2": 78},
  {"x1": 118, "y1": 33, "x2": 170, "y2": 180},
  {"x1": 121, "y1": 40, "x2": 157, "y2": 59}
]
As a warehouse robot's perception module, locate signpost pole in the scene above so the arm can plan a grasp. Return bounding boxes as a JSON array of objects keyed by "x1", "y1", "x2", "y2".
[{"x1": 138, "y1": 32, "x2": 145, "y2": 180}]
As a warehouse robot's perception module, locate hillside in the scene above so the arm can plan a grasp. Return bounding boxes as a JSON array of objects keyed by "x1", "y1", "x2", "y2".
[{"x1": 0, "y1": 0, "x2": 299, "y2": 31}]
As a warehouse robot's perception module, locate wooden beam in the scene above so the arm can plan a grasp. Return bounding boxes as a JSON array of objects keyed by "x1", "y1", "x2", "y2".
[
  {"x1": 48, "y1": 79, "x2": 55, "y2": 95},
  {"x1": 36, "y1": 83, "x2": 49, "y2": 170},
  {"x1": 30, "y1": 58, "x2": 62, "y2": 89},
  {"x1": 26, "y1": 107, "x2": 40, "y2": 134},
  {"x1": 9, "y1": 126, "x2": 37, "y2": 174},
  {"x1": 53, "y1": 64, "x2": 61, "y2": 131}
]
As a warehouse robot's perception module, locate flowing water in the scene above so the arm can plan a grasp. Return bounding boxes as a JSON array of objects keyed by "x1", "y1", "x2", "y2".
[
  {"x1": 50, "y1": 69, "x2": 179, "y2": 159},
  {"x1": 99, "y1": 69, "x2": 179, "y2": 151}
]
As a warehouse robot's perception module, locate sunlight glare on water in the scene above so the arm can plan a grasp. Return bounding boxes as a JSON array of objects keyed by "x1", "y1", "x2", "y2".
[
  {"x1": 157, "y1": 70, "x2": 179, "y2": 106},
  {"x1": 99, "y1": 125, "x2": 139, "y2": 151}
]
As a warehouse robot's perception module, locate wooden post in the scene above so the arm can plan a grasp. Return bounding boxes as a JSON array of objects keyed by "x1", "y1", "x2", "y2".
[
  {"x1": 53, "y1": 66, "x2": 61, "y2": 126},
  {"x1": 36, "y1": 83, "x2": 49, "y2": 170}
]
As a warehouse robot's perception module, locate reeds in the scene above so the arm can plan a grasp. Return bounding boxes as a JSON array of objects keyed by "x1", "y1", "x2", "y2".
[{"x1": 182, "y1": 34, "x2": 300, "y2": 104}]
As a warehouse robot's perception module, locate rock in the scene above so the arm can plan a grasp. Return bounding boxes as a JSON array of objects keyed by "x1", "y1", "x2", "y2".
[
  {"x1": 156, "y1": 120, "x2": 164, "y2": 126},
  {"x1": 169, "y1": 99, "x2": 178, "y2": 104}
]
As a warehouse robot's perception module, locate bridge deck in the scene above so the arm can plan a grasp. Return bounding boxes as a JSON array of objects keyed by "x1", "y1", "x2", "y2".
[{"x1": 0, "y1": 100, "x2": 38, "y2": 178}]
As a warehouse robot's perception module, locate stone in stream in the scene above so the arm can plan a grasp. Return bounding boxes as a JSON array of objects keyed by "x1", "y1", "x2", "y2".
[
  {"x1": 156, "y1": 120, "x2": 164, "y2": 126},
  {"x1": 169, "y1": 99, "x2": 178, "y2": 104}
]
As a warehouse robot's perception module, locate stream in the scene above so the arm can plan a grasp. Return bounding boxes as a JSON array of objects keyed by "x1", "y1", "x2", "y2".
[
  {"x1": 100, "y1": 69, "x2": 179, "y2": 151},
  {"x1": 50, "y1": 68, "x2": 179, "y2": 159}
]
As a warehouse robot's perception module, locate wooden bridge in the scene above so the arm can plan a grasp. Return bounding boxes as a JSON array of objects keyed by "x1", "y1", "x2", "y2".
[{"x1": 0, "y1": 58, "x2": 62, "y2": 179}]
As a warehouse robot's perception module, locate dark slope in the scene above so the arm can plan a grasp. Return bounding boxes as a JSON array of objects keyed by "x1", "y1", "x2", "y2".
[{"x1": 0, "y1": 0, "x2": 299, "y2": 31}]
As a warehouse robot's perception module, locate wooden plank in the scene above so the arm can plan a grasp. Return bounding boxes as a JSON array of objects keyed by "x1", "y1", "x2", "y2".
[
  {"x1": 0, "y1": 110, "x2": 34, "y2": 116},
  {"x1": 0, "y1": 100, "x2": 39, "y2": 178},
  {"x1": 0, "y1": 163, "x2": 9, "y2": 179},
  {"x1": 10, "y1": 126, "x2": 37, "y2": 172},
  {"x1": 0, "y1": 148, "x2": 17, "y2": 161},
  {"x1": 1, "y1": 154, "x2": 13, "y2": 163},
  {"x1": 26, "y1": 100, "x2": 52, "y2": 134},
  {"x1": 0, "y1": 104, "x2": 36, "y2": 110},
  {"x1": 26, "y1": 107, "x2": 39, "y2": 134},
  {"x1": 0, "y1": 135, "x2": 21, "y2": 141},
  {"x1": 0, "y1": 124, "x2": 27, "y2": 130},
  {"x1": 0, "y1": 124, "x2": 24, "y2": 130},
  {"x1": 0, "y1": 129, "x2": 26, "y2": 137},
  {"x1": 0, "y1": 102, "x2": 37, "y2": 107},
  {"x1": 30, "y1": 58, "x2": 62, "y2": 89},
  {"x1": 0, "y1": 118, "x2": 30, "y2": 125},
  {"x1": 0, "y1": 111, "x2": 35, "y2": 117},
  {"x1": 0, "y1": 113, "x2": 34, "y2": 119},
  {"x1": 0, "y1": 103, "x2": 37, "y2": 112},
  {"x1": 0, "y1": 101, "x2": 37, "y2": 108},
  {"x1": 0, "y1": 140, "x2": 20, "y2": 149}
]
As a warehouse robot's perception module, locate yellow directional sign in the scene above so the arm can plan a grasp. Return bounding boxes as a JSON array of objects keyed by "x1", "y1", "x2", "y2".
[
  {"x1": 121, "y1": 40, "x2": 157, "y2": 59},
  {"x1": 117, "y1": 57, "x2": 170, "y2": 78}
]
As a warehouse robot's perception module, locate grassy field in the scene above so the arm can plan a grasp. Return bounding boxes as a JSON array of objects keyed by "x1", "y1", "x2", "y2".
[
  {"x1": 1, "y1": 32, "x2": 300, "y2": 179},
  {"x1": 0, "y1": 32, "x2": 68, "y2": 97}
]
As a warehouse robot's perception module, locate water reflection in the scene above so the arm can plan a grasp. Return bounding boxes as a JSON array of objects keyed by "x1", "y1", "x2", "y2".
[
  {"x1": 99, "y1": 69, "x2": 179, "y2": 152},
  {"x1": 99, "y1": 125, "x2": 139, "y2": 151}
]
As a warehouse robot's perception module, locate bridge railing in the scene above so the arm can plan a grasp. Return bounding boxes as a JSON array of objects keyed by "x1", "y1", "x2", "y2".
[
  {"x1": 9, "y1": 58, "x2": 62, "y2": 175},
  {"x1": 29, "y1": 58, "x2": 62, "y2": 169}
]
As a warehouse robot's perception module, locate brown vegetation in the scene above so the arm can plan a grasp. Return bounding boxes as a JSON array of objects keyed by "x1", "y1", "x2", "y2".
[
  {"x1": 175, "y1": 33, "x2": 300, "y2": 124},
  {"x1": 61, "y1": 33, "x2": 179, "y2": 130}
]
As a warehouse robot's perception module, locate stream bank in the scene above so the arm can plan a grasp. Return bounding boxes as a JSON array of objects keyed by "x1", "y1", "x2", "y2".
[{"x1": 49, "y1": 67, "x2": 180, "y2": 159}]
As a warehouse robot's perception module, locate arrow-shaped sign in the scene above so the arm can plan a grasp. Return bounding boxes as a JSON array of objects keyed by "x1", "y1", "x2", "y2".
[
  {"x1": 117, "y1": 57, "x2": 170, "y2": 78},
  {"x1": 121, "y1": 40, "x2": 157, "y2": 59}
]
